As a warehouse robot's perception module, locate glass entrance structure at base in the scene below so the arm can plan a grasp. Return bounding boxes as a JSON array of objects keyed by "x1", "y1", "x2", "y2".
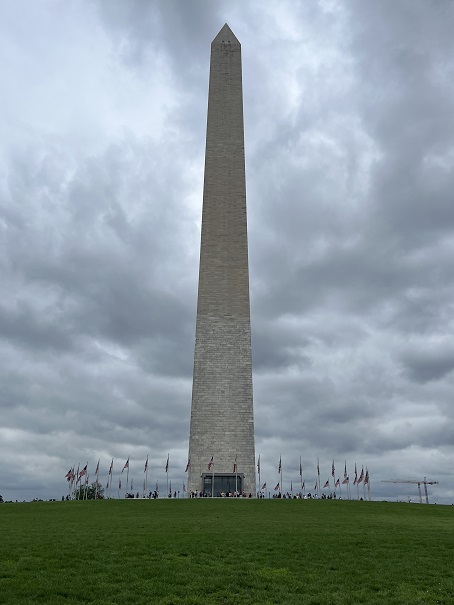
[{"x1": 202, "y1": 473, "x2": 244, "y2": 496}]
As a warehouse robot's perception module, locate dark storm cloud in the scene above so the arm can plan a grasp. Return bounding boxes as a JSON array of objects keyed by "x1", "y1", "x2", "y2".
[
  {"x1": 93, "y1": 0, "x2": 221, "y2": 83},
  {"x1": 400, "y1": 348, "x2": 454, "y2": 384}
]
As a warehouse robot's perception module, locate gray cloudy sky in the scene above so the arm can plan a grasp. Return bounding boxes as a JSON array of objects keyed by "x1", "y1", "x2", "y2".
[{"x1": 1, "y1": 0, "x2": 453, "y2": 504}]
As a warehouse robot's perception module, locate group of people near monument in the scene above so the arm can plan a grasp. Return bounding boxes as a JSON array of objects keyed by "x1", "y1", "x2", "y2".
[{"x1": 189, "y1": 490, "x2": 253, "y2": 498}]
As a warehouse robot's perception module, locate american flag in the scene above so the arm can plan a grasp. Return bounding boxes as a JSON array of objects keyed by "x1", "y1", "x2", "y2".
[
  {"x1": 364, "y1": 468, "x2": 369, "y2": 485},
  {"x1": 257, "y1": 456, "x2": 260, "y2": 474},
  {"x1": 144, "y1": 457, "x2": 148, "y2": 473},
  {"x1": 344, "y1": 461, "x2": 348, "y2": 480},
  {"x1": 342, "y1": 476, "x2": 349, "y2": 485},
  {"x1": 332, "y1": 460, "x2": 335, "y2": 478},
  {"x1": 122, "y1": 458, "x2": 129, "y2": 472},
  {"x1": 278, "y1": 456, "x2": 282, "y2": 473},
  {"x1": 358, "y1": 467, "x2": 364, "y2": 484},
  {"x1": 233, "y1": 456, "x2": 237, "y2": 473},
  {"x1": 208, "y1": 456, "x2": 214, "y2": 470},
  {"x1": 323, "y1": 480, "x2": 329, "y2": 488},
  {"x1": 94, "y1": 460, "x2": 99, "y2": 476},
  {"x1": 261, "y1": 482, "x2": 266, "y2": 490},
  {"x1": 165, "y1": 455, "x2": 169, "y2": 473},
  {"x1": 108, "y1": 459, "x2": 113, "y2": 475},
  {"x1": 299, "y1": 459, "x2": 302, "y2": 477},
  {"x1": 274, "y1": 483, "x2": 280, "y2": 491},
  {"x1": 335, "y1": 478, "x2": 340, "y2": 488},
  {"x1": 185, "y1": 459, "x2": 190, "y2": 473},
  {"x1": 79, "y1": 464, "x2": 88, "y2": 480}
]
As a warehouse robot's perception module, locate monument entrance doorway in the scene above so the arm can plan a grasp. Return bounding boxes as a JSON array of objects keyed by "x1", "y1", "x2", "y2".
[{"x1": 202, "y1": 473, "x2": 244, "y2": 497}]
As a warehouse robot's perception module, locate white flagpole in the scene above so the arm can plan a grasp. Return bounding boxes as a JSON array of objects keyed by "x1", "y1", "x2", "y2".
[
  {"x1": 166, "y1": 454, "x2": 169, "y2": 496},
  {"x1": 235, "y1": 454, "x2": 238, "y2": 494},
  {"x1": 212, "y1": 458, "x2": 215, "y2": 497},
  {"x1": 145, "y1": 456, "x2": 149, "y2": 497},
  {"x1": 258, "y1": 455, "x2": 261, "y2": 497},
  {"x1": 95, "y1": 460, "x2": 100, "y2": 500},
  {"x1": 75, "y1": 463, "x2": 80, "y2": 500},
  {"x1": 109, "y1": 460, "x2": 113, "y2": 499},
  {"x1": 66, "y1": 468, "x2": 72, "y2": 500},
  {"x1": 84, "y1": 462, "x2": 89, "y2": 499},
  {"x1": 280, "y1": 455, "x2": 282, "y2": 495},
  {"x1": 126, "y1": 462, "x2": 129, "y2": 496}
]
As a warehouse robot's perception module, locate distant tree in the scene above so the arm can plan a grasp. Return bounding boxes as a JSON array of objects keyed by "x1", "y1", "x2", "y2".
[{"x1": 74, "y1": 482, "x2": 104, "y2": 500}]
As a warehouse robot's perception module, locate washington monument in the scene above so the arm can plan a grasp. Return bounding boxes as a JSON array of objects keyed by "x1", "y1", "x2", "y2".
[{"x1": 188, "y1": 24, "x2": 256, "y2": 496}]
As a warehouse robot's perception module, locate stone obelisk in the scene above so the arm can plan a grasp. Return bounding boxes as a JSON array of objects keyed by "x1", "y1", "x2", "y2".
[{"x1": 188, "y1": 24, "x2": 256, "y2": 496}]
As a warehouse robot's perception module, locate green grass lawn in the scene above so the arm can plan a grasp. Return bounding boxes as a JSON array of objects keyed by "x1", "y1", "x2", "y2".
[{"x1": 1, "y1": 499, "x2": 453, "y2": 604}]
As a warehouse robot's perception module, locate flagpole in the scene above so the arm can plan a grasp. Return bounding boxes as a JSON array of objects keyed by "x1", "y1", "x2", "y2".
[
  {"x1": 145, "y1": 456, "x2": 149, "y2": 498},
  {"x1": 299, "y1": 456, "x2": 302, "y2": 493},
  {"x1": 280, "y1": 455, "x2": 282, "y2": 496},
  {"x1": 212, "y1": 459, "x2": 215, "y2": 498},
  {"x1": 75, "y1": 463, "x2": 80, "y2": 499},
  {"x1": 258, "y1": 455, "x2": 261, "y2": 497},
  {"x1": 126, "y1": 464, "x2": 129, "y2": 497},
  {"x1": 95, "y1": 460, "x2": 100, "y2": 500},
  {"x1": 166, "y1": 454, "x2": 169, "y2": 496},
  {"x1": 185, "y1": 459, "x2": 190, "y2": 498},
  {"x1": 66, "y1": 468, "x2": 72, "y2": 500},
  {"x1": 235, "y1": 454, "x2": 238, "y2": 495},
  {"x1": 109, "y1": 460, "x2": 113, "y2": 499}
]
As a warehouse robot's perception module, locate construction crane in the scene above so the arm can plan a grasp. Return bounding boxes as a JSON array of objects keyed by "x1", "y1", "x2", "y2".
[{"x1": 381, "y1": 477, "x2": 439, "y2": 504}]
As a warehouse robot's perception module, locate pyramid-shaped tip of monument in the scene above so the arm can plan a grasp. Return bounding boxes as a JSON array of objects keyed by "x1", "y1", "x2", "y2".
[{"x1": 212, "y1": 23, "x2": 240, "y2": 45}]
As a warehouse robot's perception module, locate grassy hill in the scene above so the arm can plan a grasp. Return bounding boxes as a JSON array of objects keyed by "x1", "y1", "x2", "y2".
[{"x1": 1, "y1": 499, "x2": 453, "y2": 604}]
